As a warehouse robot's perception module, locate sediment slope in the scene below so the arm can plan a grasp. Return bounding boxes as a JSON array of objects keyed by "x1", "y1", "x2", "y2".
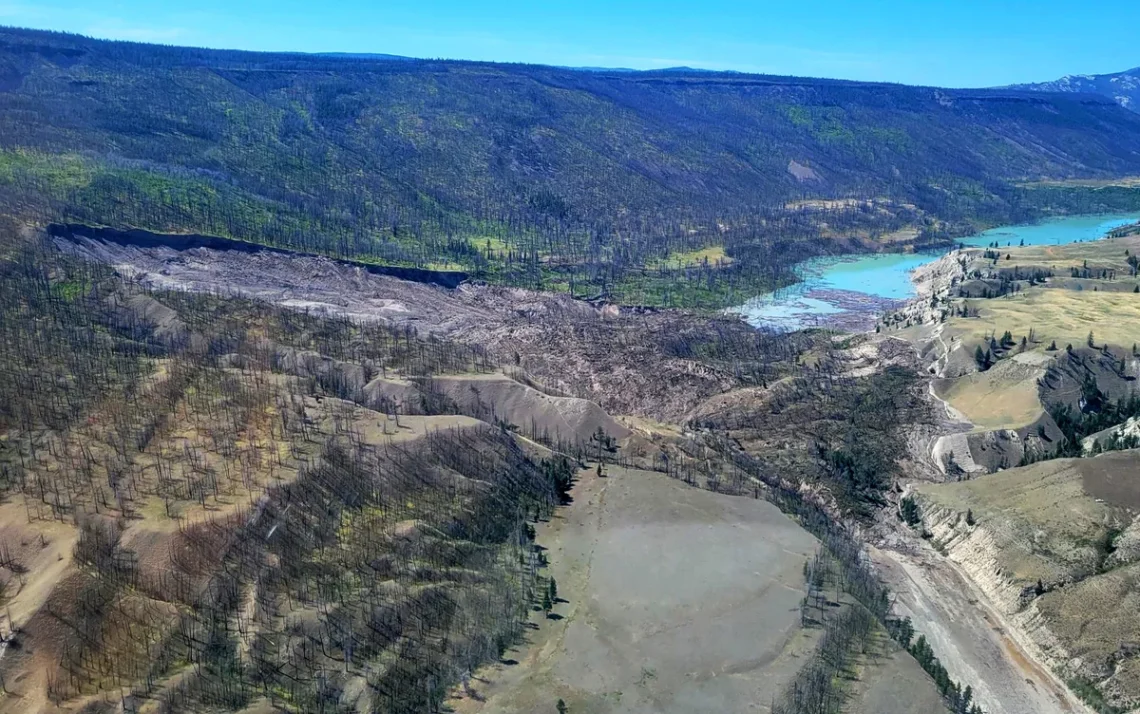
[
  {"x1": 915, "y1": 431, "x2": 1140, "y2": 711},
  {"x1": 456, "y1": 466, "x2": 821, "y2": 714},
  {"x1": 53, "y1": 229, "x2": 818, "y2": 422}
]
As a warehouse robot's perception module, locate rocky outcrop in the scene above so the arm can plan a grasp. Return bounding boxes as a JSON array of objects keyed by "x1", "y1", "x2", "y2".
[
  {"x1": 911, "y1": 249, "x2": 970, "y2": 302},
  {"x1": 964, "y1": 414, "x2": 1061, "y2": 473},
  {"x1": 919, "y1": 502, "x2": 1026, "y2": 613},
  {"x1": 1083, "y1": 416, "x2": 1140, "y2": 454},
  {"x1": 931, "y1": 432, "x2": 984, "y2": 476}
]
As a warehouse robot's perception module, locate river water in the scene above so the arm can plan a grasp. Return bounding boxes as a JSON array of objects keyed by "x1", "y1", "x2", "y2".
[{"x1": 735, "y1": 214, "x2": 1140, "y2": 331}]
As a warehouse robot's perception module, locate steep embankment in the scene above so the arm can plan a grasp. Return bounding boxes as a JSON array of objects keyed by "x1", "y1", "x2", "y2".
[
  {"x1": 871, "y1": 543, "x2": 1088, "y2": 714},
  {"x1": 46, "y1": 223, "x2": 470, "y2": 287},
  {"x1": 915, "y1": 452, "x2": 1140, "y2": 712},
  {"x1": 887, "y1": 231, "x2": 1140, "y2": 713}
]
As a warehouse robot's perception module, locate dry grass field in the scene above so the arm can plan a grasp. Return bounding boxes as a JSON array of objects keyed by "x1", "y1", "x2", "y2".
[
  {"x1": 933, "y1": 355, "x2": 1049, "y2": 432},
  {"x1": 944, "y1": 233, "x2": 1140, "y2": 354},
  {"x1": 1002, "y1": 233, "x2": 1140, "y2": 271},
  {"x1": 654, "y1": 245, "x2": 733, "y2": 269},
  {"x1": 1036, "y1": 562, "x2": 1140, "y2": 705},
  {"x1": 928, "y1": 233, "x2": 1140, "y2": 448},
  {"x1": 947, "y1": 288, "x2": 1140, "y2": 354}
]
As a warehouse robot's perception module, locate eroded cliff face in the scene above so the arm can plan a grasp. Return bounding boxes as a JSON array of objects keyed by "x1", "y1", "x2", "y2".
[
  {"x1": 919, "y1": 502, "x2": 1027, "y2": 614},
  {"x1": 895, "y1": 229, "x2": 1140, "y2": 712},
  {"x1": 916, "y1": 497, "x2": 1138, "y2": 702},
  {"x1": 911, "y1": 250, "x2": 969, "y2": 303}
]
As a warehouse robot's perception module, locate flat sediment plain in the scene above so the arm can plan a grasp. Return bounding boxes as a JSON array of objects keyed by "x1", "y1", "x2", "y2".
[{"x1": 453, "y1": 466, "x2": 819, "y2": 714}]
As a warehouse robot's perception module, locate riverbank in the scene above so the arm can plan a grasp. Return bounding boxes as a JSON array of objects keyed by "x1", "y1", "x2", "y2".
[
  {"x1": 737, "y1": 213, "x2": 1140, "y2": 332},
  {"x1": 877, "y1": 228, "x2": 1140, "y2": 714}
]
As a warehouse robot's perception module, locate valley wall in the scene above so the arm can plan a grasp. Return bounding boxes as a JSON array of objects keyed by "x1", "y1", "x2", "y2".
[{"x1": 892, "y1": 233, "x2": 1140, "y2": 713}]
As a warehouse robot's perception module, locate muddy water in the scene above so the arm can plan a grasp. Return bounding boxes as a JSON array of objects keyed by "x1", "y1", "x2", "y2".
[{"x1": 735, "y1": 213, "x2": 1140, "y2": 331}]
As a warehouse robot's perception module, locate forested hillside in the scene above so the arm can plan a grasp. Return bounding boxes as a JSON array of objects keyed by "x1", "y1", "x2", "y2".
[
  {"x1": 0, "y1": 221, "x2": 577, "y2": 713},
  {"x1": 4, "y1": 27, "x2": 1140, "y2": 305}
]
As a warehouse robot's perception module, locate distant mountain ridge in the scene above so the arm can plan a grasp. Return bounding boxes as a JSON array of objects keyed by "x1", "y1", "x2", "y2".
[
  {"x1": 1011, "y1": 67, "x2": 1140, "y2": 112},
  {"x1": 3, "y1": 25, "x2": 1140, "y2": 307},
  {"x1": 313, "y1": 52, "x2": 411, "y2": 61}
]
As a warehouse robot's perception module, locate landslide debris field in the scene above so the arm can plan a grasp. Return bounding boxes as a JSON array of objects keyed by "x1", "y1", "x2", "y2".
[
  {"x1": 54, "y1": 229, "x2": 816, "y2": 424},
  {"x1": 18, "y1": 216, "x2": 1140, "y2": 714},
  {"x1": 0, "y1": 224, "x2": 965, "y2": 714},
  {"x1": 886, "y1": 231, "x2": 1140, "y2": 712}
]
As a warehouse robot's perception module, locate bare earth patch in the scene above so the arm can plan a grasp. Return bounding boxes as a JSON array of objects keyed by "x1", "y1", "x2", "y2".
[
  {"x1": 0, "y1": 501, "x2": 79, "y2": 631},
  {"x1": 455, "y1": 466, "x2": 819, "y2": 714}
]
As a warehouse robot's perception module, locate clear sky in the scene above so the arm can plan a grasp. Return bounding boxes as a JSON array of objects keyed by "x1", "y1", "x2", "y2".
[{"x1": 2, "y1": 0, "x2": 1137, "y2": 87}]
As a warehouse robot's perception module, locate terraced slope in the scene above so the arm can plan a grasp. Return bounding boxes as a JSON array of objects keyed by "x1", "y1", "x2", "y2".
[
  {"x1": 895, "y1": 230, "x2": 1140, "y2": 472},
  {"x1": 889, "y1": 229, "x2": 1140, "y2": 712}
]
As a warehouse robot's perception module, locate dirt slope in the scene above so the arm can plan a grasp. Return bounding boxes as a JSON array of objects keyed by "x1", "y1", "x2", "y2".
[
  {"x1": 914, "y1": 451, "x2": 1140, "y2": 711},
  {"x1": 53, "y1": 233, "x2": 807, "y2": 422},
  {"x1": 873, "y1": 545, "x2": 1090, "y2": 714},
  {"x1": 453, "y1": 466, "x2": 820, "y2": 714}
]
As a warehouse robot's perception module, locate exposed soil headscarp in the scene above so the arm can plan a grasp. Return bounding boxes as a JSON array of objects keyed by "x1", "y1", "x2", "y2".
[
  {"x1": 47, "y1": 223, "x2": 470, "y2": 288},
  {"x1": 52, "y1": 229, "x2": 820, "y2": 422}
]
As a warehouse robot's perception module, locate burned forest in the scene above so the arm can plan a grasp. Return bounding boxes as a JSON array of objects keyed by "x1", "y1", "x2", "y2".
[
  {"x1": 0, "y1": 220, "x2": 987, "y2": 714},
  {"x1": 3, "y1": 19, "x2": 1138, "y2": 714},
  {"x1": 0, "y1": 225, "x2": 589, "y2": 713}
]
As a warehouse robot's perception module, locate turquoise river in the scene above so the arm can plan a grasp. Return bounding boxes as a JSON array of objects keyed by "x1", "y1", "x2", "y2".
[{"x1": 735, "y1": 213, "x2": 1140, "y2": 331}]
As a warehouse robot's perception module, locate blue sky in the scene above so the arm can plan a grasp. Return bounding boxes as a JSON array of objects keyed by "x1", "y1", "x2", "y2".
[{"x1": 2, "y1": 0, "x2": 1137, "y2": 87}]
